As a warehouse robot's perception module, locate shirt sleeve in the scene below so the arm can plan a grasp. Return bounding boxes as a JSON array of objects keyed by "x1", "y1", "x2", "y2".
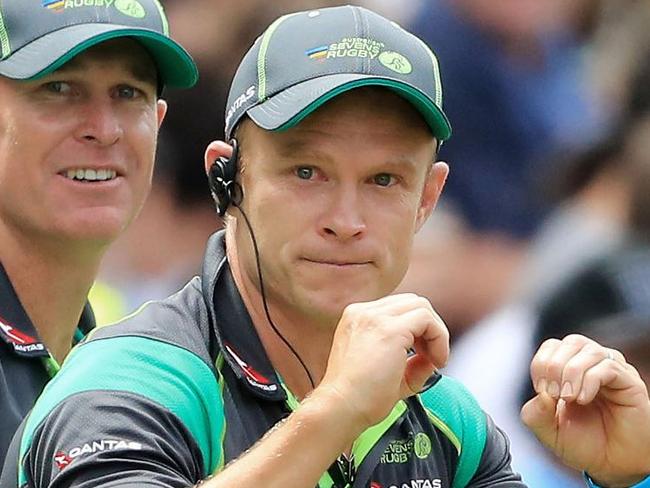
[
  {"x1": 23, "y1": 390, "x2": 204, "y2": 488},
  {"x1": 14, "y1": 335, "x2": 225, "y2": 488},
  {"x1": 465, "y1": 415, "x2": 528, "y2": 488}
]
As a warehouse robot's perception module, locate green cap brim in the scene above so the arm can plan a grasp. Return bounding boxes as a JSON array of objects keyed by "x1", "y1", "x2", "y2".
[
  {"x1": 246, "y1": 74, "x2": 451, "y2": 141},
  {"x1": 0, "y1": 24, "x2": 197, "y2": 88}
]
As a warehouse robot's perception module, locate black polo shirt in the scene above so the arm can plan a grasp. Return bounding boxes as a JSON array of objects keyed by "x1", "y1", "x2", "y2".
[
  {"x1": 3, "y1": 232, "x2": 526, "y2": 488},
  {"x1": 0, "y1": 263, "x2": 94, "y2": 464}
]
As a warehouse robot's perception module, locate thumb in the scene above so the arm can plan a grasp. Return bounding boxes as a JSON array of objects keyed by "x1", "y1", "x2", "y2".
[
  {"x1": 401, "y1": 354, "x2": 436, "y2": 398},
  {"x1": 521, "y1": 392, "x2": 558, "y2": 449}
]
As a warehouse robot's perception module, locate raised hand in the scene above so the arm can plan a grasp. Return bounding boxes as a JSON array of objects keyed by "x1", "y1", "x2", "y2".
[
  {"x1": 522, "y1": 334, "x2": 650, "y2": 487},
  {"x1": 320, "y1": 293, "x2": 449, "y2": 427}
]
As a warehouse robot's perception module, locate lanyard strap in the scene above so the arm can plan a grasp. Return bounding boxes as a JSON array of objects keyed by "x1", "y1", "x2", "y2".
[
  {"x1": 42, "y1": 355, "x2": 60, "y2": 378},
  {"x1": 41, "y1": 327, "x2": 86, "y2": 378}
]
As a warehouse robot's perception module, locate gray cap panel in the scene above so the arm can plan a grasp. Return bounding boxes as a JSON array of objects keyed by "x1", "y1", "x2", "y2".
[
  {"x1": 0, "y1": 0, "x2": 197, "y2": 88},
  {"x1": 1, "y1": 0, "x2": 163, "y2": 57},
  {"x1": 223, "y1": 5, "x2": 449, "y2": 140}
]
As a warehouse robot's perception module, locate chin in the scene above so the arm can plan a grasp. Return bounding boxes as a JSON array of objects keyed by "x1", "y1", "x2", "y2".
[
  {"x1": 300, "y1": 288, "x2": 383, "y2": 323},
  {"x1": 51, "y1": 210, "x2": 130, "y2": 245}
]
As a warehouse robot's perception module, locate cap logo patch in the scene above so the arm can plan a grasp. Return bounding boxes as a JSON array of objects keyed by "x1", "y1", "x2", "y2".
[
  {"x1": 42, "y1": 0, "x2": 65, "y2": 12},
  {"x1": 379, "y1": 51, "x2": 412, "y2": 74},
  {"x1": 309, "y1": 37, "x2": 384, "y2": 61},
  {"x1": 305, "y1": 45, "x2": 329, "y2": 60},
  {"x1": 114, "y1": 0, "x2": 145, "y2": 18},
  {"x1": 41, "y1": 0, "x2": 145, "y2": 16}
]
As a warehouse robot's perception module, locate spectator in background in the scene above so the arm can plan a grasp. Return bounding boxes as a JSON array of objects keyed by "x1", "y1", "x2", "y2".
[
  {"x1": 410, "y1": 0, "x2": 606, "y2": 236},
  {"x1": 400, "y1": 0, "x2": 609, "y2": 334}
]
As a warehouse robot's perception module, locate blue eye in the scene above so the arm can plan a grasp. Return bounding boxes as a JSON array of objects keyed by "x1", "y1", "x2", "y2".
[
  {"x1": 373, "y1": 173, "x2": 394, "y2": 187},
  {"x1": 116, "y1": 85, "x2": 138, "y2": 99},
  {"x1": 44, "y1": 81, "x2": 71, "y2": 94},
  {"x1": 296, "y1": 167, "x2": 314, "y2": 179}
]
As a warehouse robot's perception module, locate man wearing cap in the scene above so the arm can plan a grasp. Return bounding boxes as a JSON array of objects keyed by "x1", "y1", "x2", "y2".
[{"x1": 0, "y1": 0, "x2": 196, "y2": 467}]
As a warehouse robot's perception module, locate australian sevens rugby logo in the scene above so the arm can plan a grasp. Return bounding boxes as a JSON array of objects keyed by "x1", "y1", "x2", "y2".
[{"x1": 41, "y1": 0, "x2": 147, "y2": 18}]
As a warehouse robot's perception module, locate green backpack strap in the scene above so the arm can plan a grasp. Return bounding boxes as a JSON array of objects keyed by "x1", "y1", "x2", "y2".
[{"x1": 419, "y1": 375, "x2": 487, "y2": 488}]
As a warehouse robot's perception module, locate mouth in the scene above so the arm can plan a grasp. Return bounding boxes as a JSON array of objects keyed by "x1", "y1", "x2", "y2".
[
  {"x1": 59, "y1": 168, "x2": 119, "y2": 183},
  {"x1": 303, "y1": 258, "x2": 372, "y2": 267}
]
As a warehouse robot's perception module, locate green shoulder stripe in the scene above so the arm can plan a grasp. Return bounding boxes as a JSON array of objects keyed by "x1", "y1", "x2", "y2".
[
  {"x1": 419, "y1": 376, "x2": 487, "y2": 488},
  {"x1": 19, "y1": 336, "x2": 225, "y2": 485}
]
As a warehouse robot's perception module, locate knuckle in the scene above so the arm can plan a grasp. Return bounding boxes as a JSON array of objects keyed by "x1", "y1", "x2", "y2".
[
  {"x1": 561, "y1": 361, "x2": 582, "y2": 380},
  {"x1": 582, "y1": 343, "x2": 603, "y2": 357},
  {"x1": 539, "y1": 338, "x2": 561, "y2": 352},
  {"x1": 545, "y1": 358, "x2": 566, "y2": 378},
  {"x1": 610, "y1": 348, "x2": 626, "y2": 363},
  {"x1": 563, "y1": 334, "x2": 588, "y2": 346}
]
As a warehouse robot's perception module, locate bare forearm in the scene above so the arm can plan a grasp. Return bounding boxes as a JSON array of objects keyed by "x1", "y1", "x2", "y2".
[{"x1": 199, "y1": 387, "x2": 364, "y2": 488}]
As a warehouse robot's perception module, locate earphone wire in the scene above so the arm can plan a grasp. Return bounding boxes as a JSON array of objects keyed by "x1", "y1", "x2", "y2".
[{"x1": 232, "y1": 199, "x2": 316, "y2": 389}]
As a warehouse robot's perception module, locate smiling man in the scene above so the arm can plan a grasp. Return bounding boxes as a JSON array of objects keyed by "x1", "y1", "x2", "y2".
[
  {"x1": 0, "y1": 0, "x2": 196, "y2": 466},
  {"x1": 5, "y1": 5, "x2": 650, "y2": 488}
]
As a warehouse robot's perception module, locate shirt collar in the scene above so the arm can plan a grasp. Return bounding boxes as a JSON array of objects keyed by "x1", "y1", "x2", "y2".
[
  {"x1": 202, "y1": 231, "x2": 286, "y2": 402},
  {"x1": 0, "y1": 262, "x2": 95, "y2": 358}
]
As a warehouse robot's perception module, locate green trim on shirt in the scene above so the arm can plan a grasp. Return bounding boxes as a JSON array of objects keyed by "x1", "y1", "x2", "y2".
[{"x1": 420, "y1": 375, "x2": 488, "y2": 488}]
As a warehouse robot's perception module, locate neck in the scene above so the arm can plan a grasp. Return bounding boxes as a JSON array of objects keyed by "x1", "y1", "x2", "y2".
[
  {"x1": 225, "y1": 223, "x2": 334, "y2": 400},
  {"x1": 0, "y1": 226, "x2": 104, "y2": 363}
]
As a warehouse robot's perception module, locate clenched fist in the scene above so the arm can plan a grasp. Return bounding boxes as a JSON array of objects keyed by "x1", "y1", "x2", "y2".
[{"x1": 319, "y1": 293, "x2": 449, "y2": 428}]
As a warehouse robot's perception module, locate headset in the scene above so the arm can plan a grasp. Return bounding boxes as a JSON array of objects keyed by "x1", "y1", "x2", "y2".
[{"x1": 208, "y1": 138, "x2": 241, "y2": 217}]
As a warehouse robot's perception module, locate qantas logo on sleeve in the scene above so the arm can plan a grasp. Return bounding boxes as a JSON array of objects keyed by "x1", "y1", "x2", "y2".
[
  {"x1": 54, "y1": 439, "x2": 143, "y2": 470},
  {"x1": 0, "y1": 316, "x2": 45, "y2": 353}
]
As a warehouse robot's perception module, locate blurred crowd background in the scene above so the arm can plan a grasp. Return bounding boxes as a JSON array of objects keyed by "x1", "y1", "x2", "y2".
[{"x1": 90, "y1": 0, "x2": 650, "y2": 485}]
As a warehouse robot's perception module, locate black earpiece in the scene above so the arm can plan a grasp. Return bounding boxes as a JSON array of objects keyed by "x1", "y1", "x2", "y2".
[{"x1": 208, "y1": 138, "x2": 240, "y2": 216}]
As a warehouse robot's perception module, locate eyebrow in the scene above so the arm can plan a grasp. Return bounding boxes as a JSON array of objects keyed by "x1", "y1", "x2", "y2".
[{"x1": 276, "y1": 137, "x2": 422, "y2": 173}]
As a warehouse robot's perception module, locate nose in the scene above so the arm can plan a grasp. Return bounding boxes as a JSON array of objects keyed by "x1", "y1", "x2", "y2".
[
  {"x1": 319, "y1": 184, "x2": 367, "y2": 241},
  {"x1": 75, "y1": 99, "x2": 122, "y2": 146}
]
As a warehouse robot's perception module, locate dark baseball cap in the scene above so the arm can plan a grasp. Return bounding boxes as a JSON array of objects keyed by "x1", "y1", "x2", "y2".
[
  {"x1": 224, "y1": 5, "x2": 451, "y2": 142},
  {"x1": 0, "y1": 0, "x2": 197, "y2": 89}
]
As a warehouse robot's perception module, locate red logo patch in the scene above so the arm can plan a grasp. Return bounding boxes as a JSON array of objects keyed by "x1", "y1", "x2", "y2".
[
  {"x1": 225, "y1": 343, "x2": 271, "y2": 384},
  {"x1": 0, "y1": 315, "x2": 45, "y2": 353},
  {"x1": 0, "y1": 317, "x2": 37, "y2": 345},
  {"x1": 54, "y1": 452, "x2": 72, "y2": 470}
]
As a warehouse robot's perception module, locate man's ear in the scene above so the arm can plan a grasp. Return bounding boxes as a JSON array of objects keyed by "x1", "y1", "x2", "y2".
[
  {"x1": 415, "y1": 161, "x2": 449, "y2": 232},
  {"x1": 156, "y1": 99, "x2": 168, "y2": 130},
  {"x1": 204, "y1": 140, "x2": 234, "y2": 175}
]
